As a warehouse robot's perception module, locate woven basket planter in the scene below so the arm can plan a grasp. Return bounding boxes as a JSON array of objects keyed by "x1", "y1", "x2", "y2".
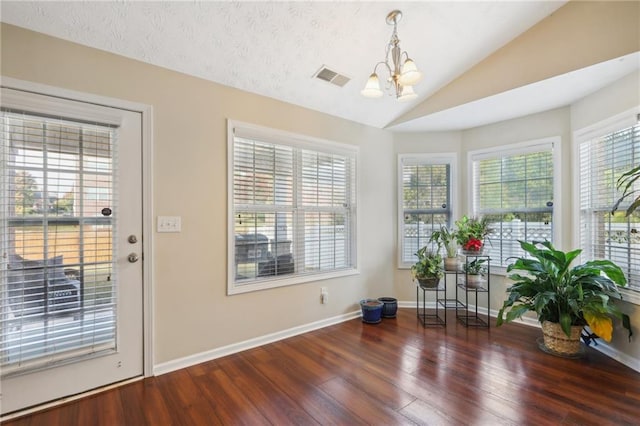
[
  {"x1": 417, "y1": 277, "x2": 439, "y2": 289},
  {"x1": 541, "y1": 321, "x2": 583, "y2": 356}
]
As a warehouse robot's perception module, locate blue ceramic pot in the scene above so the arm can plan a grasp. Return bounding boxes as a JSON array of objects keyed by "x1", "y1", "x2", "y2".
[{"x1": 360, "y1": 299, "x2": 384, "y2": 324}]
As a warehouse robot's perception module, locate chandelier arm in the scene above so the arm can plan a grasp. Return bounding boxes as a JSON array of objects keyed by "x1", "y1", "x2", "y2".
[{"x1": 374, "y1": 61, "x2": 393, "y2": 77}]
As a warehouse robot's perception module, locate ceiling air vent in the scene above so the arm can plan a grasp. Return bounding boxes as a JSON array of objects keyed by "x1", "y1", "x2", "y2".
[{"x1": 313, "y1": 66, "x2": 351, "y2": 87}]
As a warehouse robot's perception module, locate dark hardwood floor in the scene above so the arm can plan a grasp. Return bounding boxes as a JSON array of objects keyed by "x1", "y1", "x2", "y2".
[{"x1": 5, "y1": 308, "x2": 640, "y2": 425}]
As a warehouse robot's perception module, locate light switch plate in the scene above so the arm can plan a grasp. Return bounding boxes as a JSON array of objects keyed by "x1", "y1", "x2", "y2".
[{"x1": 157, "y1": 216, "x2": 181, "y2": 233}]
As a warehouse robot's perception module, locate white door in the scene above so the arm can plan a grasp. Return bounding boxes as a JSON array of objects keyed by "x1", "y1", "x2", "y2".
[{"x1": 0, "y1": 88, "x2": 144, "y2": 414}]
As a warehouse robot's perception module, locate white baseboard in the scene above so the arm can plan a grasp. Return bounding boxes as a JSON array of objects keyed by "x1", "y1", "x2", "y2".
[
  {"x1": 153, "y1": 310, "x2": 361, "y2": 376},
  {"x1": 589, "y1": 341, "x2": 640, "y2": 372},
  {"x1": 156, "y1": 304, "x2": 639, "y2": 376}
]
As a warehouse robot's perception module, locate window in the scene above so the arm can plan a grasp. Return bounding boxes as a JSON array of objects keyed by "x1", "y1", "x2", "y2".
[
  {"x1": 577, "y1": 115, "x2": 639, "y2": 292},
  {"x1": 398, "y1": 154, "x2": 456, "y2": 267},
  {"x1": 470, "y1": 138, "x2": 558, "y2": 268},
  {"x1": 1, "y1": 108, "x2": 117, "y2": 373},
  {"x1": 228, "y1": 121, "x2": 357, "y2": 294}
]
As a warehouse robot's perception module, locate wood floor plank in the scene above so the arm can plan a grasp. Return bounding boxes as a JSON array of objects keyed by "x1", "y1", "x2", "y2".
[
  {"x1": 4, "y1": 308, "x2": 640, "y2": 425},
  {"x1": 191, "y1": 368, "x2": 270, "y2": 426},
  {"x1": 116, "y1": 380, "x2": 159, "y2": 426},
  {"x1": 243, "y1": 345, "x2": 368, "y2": 425},
  {"x1": 217, "y1": 349, "x2": 320, "y2": 425},
  {"x1": 269, "y1": 337, "x2": 338, "y2": 384},
  {"x1": 154, "y1": 368, "x2": 223, "y2": 425},
  {"x1": 340, "y1": 367, "x2": 417, "y2": 411},
  {"x1": 319, "y1": 376, "x2": 415, "y2": 425},
  {"x1": 399, "y1": 398, "x2": 458, "y2": 426}
]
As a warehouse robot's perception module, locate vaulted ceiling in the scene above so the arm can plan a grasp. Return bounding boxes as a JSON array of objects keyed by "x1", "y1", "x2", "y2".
[{"x1": 2, "y1": 1, "x2": 638, "y2": 131}]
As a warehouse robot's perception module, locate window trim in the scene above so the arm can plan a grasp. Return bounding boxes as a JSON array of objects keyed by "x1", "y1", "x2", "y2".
[
  {"x1": 572, "y1": 106, "x2": 640, "y2": 303},
  {"x1": 467, "y1": 137, "x2": 561, "y2": 271},
  {"x1": 227, "y1": 120, "x2": 359, "y2": 295},
  {"x1": 397, "y1": 153, "x2": 458, "y2": 269}
]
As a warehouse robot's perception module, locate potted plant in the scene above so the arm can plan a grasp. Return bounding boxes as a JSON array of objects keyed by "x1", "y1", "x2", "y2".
[
  {"x1": 454, "y1": 215, "x2": 491, "y2": 255},
  {"x1": 429, "y1": 225, "x2": 460, "y2": 270},
  {"x1": 411, "y1": 246, "x2": 443, "y2": 288},
  {"x1": 462, "y1": 258, "x2": 487, "y2": 288},
  {"x1": 496, "y1": 240, "x2": 633, "y2": 356}
]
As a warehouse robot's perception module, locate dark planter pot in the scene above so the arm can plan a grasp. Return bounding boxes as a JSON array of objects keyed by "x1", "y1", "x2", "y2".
[
  {"x1": 360, "y1": 299, "x2": 384, "y2": 324},
  {"x1": 377, "y1": 297, "x2": 398, "y2": 318},
  {"x1": 417, "y1": 277, "x2": 439, "y2": 288}
]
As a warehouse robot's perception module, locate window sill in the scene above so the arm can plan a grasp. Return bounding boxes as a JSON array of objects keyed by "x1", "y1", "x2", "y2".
[
  {"x1": 620, "y1": 287, "x2": 640, "y2": 306},
  {"x1": 228, "y1": 268, "x2": 359, "y2": 295}
]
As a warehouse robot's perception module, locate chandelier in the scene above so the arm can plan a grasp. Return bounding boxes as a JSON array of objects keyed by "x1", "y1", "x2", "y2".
[{"x1": 361, "y1": 10, "x2": 422, "y2": 102}]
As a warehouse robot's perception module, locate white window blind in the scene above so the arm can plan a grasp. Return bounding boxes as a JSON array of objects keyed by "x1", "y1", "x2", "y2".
[
  {"x1": 229, "y1": 122, "x2": 357, "y2": 293},
  {"x1": 398, "y1": 155, "x2": 454, "y2": 265},
  {"x1": 1, "y1": 110, "x2": 117, "y2": 375},
  {"x1": 579, "y1": 122, "x2": 640, "y2": 290},
  {"x1": 471, "y1": 141, "x2": 555, "y2": 267}
]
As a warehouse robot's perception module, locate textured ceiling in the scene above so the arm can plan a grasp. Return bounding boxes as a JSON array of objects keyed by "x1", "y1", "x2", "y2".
[{"x1": 1, "y1": 1, "x2": 569, "y2": 129}]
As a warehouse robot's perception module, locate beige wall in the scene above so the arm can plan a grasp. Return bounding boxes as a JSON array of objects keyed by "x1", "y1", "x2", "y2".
[
  {"x1": 0, "y1": 23, "x2": 396, "y2": 365},
  {"x1": 2, "y1": 22, "x2": 638, "y2": 370}
]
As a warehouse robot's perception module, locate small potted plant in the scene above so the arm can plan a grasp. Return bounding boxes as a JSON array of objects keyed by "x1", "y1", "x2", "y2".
[
  {"x1": 497, "y1": 240, "x2": 632, "y2": 356},
  {"x1": 462, "y1": 258, "x2": 487, "y2": 288},
  {"x1": 429, "y1": 225, "x2": 460, "y2": 271},
  {"x1": 455, "y1": 215, "x2": 491, "y2": 255},
  {"x1": 411, "y1": 246, "x2": 444, "y2": 288}
]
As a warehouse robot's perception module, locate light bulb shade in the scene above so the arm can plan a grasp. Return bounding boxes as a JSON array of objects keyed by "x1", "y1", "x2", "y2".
[
  {"x1": 397, "y1": 84, "x2": 417, "y2": 102},
  {"x1": 399, "y1": 58, "x2": 422, "y2": 86},
  {"x1": 361, "y1": 73, "x2": 384, "y2": 98}
]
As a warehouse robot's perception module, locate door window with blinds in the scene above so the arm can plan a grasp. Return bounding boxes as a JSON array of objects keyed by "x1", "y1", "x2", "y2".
[
  {"x1": 228, "y1": 121, "x2": 357, "y2": 294},
  {"x1": 1, "y1": 110, "x2": 117, "y2": 374},
  {"x1": 578, "y1": 118, "x2": 639, "y2": 291},
  {"x1": 398, "y1": 154, "x2": 456, "y2": 267},
  {"x1": 470, "y1": 138, "x2": 557, "y2": 268}
]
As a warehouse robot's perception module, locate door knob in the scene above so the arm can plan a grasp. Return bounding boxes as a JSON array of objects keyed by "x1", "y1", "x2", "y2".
[{"x1": 128, "y1": 253, "x2": 139, "y2": 263}]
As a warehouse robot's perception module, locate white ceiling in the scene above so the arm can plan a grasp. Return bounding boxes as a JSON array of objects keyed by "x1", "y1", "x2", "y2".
[
  {"x1": 3, "y1": 1, "x2": 634, "y2": 132},
  {"x1": 388, "y1": 51, "x2": 640, "y2": 132}
]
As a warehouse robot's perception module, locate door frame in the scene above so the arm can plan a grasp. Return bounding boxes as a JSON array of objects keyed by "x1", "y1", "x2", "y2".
[{"x1": 1, "y1": 76, "x2": 155, "y2": 379}]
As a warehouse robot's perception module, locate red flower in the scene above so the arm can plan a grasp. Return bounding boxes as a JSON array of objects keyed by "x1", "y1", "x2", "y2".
[{"x1": 463, "y1": 238, "x2": 483, "y2": 251}]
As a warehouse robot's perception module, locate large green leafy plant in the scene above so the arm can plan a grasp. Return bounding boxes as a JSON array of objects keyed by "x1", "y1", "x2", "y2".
[
  {"x1": 611, "y1": 165, "x2": 640, "y2": 217},
  {"x1": 497, "y1": 240, "x2": 632, "y2": 342}
]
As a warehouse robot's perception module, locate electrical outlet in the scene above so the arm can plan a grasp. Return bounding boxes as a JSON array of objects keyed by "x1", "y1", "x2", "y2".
[
  {"x1": 157, "y1": 216, "x2": 181, "y2": 233},
  {"x1": 321, "y1": 287, "x2": 328, "y2": 304}
]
